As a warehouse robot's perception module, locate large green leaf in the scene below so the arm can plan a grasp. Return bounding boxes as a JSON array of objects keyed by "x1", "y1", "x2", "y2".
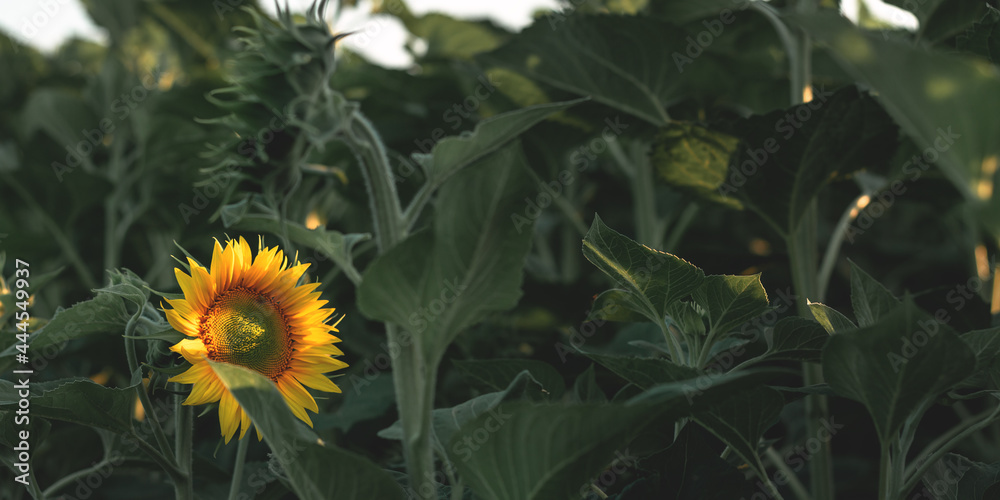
[
  {"x1": 209, "y1": 361, "x2": 406, "y2": 500},
  {"x1": 454, "y1": 359, "x2": 566, "y2": 400},
  {"x1": 582, "y1": 215, "x2": 705, "y2": 325},
  {"x1": 723, "y1": 85, "x2": 898, "y2": 233},
  {"x1": 692, "y1": 386, "x2": 784, "y2": 482},
  {"x1": 416, "y1": 98, "x2": 587, "y2": 191},
  {"x1": 795, "y1": 12, "x2": 1000, "y2": 201},
  {"x1": 691, "y1": 274, "x2": 770, "y2": 339},
  {"x1": 448, "y1": 402, "x2": 666, "y2": 500},
  {"x1": 479, "y1": 15, "x2": 691, "y2": 126},
  {"x1": 357, "y1": 142, "x2": 535, "y2": 362},
  {"x1": 649, "y1": 122, "x2": 742, "y2": 208},
  {"x1": 849, "y1": 261, "x2": 902, "y2": 327},
  {"x1": 0, "y1": 378, "x2": 139, "y2": 433},
  {"x1": 821, "y1": 302, "x2": 976, "y2": 443}
]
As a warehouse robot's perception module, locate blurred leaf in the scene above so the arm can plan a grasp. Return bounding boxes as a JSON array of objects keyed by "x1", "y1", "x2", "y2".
[
  {"x1": 795, "y1": 12, "x2": 1000, "y2": 201},
  {"x1": 822, "y1": 301, "x2": 976, "y2": 443},
  {"x1": 583, "y1": 214, "x2": 705, "y2": 325},
  {"x1": 210, "y1": 361, "x2": 406, "y2": 500},
  {"x1": 650, "y1": 0, "x2": 750, "y2": 23},
  {"x1": 454, "y1": 359, "x2": 566, "y2": 400},
  {"x1": 649, "y1": 122, "x2": 742, "y2": 208},
  {"x1": 358, "y1": 142, "x2": 534, "y2": 362},
  {"x1": 849, "y1": 261, "x2": 901, "y2": 327},
  {"x1": 808, "y1": 301, "x2": 857, "y2": 334}
]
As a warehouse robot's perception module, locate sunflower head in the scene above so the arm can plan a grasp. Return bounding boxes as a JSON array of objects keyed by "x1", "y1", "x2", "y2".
[{"x1": 164, "y1": 237, "x2": 347, "y2": 442}]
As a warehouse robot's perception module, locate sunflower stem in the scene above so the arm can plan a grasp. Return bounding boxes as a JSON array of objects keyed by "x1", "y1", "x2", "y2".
[
  {"x1": 175, "y1": 382, "x2": 194, "y2": 494},
  {"x1": 345, "y1": 112, "x2": 405, "y2": 252},
  {"x1": 124, "y1": 316, "x2": 175, "y2": 465},
  {"x1": 228, "y1": 433, "x2": 251, "y2": 500},
  {"x1": 387, "y1": 323, "x2": 438, "y2": 499}
]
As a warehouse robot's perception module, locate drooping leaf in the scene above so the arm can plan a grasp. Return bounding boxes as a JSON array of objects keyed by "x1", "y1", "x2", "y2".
[{"x1": 210, "y1": 361, "x2": 406, "y2": 500}]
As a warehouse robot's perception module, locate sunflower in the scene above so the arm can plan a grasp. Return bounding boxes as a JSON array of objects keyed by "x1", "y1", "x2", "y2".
[{"x1": 163, "y1": 237, "x2": 347, "y2": 442}]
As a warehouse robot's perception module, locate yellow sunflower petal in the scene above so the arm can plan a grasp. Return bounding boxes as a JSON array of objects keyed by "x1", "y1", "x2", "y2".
[
  {"x1": 219, "y1": 392, "x2": 241, "y2": 443},
  {"x1": 168, "y1": 362, "x2": 213, "y2": 385},
  {"x1": 289, "y1": 368, "x2": 342, "y2": 393},
  {"x1": 169, "y1": 338, "x2": 209, "y2": 364},
  {"x1": 163, "y1": 306, "x2": 199, "y2": 337},
  {"x1": 184, "y1": 378, "x2": 224, "y2": 406},
  {"x1": 277, "y1": 376, "x2": 319, "y2": 413},
  {"x1": 238, "y1": 408, "x2": 252, "y2": 440}
]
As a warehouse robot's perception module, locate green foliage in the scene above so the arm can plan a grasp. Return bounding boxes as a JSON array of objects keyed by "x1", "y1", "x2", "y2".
[{"x1": 4, "y1": 0, "x2": 1000, "y2": 498}]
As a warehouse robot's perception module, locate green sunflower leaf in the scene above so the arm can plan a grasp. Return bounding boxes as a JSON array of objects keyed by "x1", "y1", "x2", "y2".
[
  {"x1": 582, "y1": 214, "x2": 705, "y2": 327},
  {"x1": 358, "y1": 141, "x2": 536, "y2": 362},
  {"x1": 0, "y1": 378, "x2": 140, "y2": 434},
  {"x1": 821, "y1": 300, "x2": 976, "y2": 444},
  {"x1": 209, "y1": 361, "x2": 406, "y2": 500}
]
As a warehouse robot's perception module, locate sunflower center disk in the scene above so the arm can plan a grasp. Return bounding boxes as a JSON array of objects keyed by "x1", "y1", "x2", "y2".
[{"x1": 202, "y1": 287, "x2": 292, "y2": 379}]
